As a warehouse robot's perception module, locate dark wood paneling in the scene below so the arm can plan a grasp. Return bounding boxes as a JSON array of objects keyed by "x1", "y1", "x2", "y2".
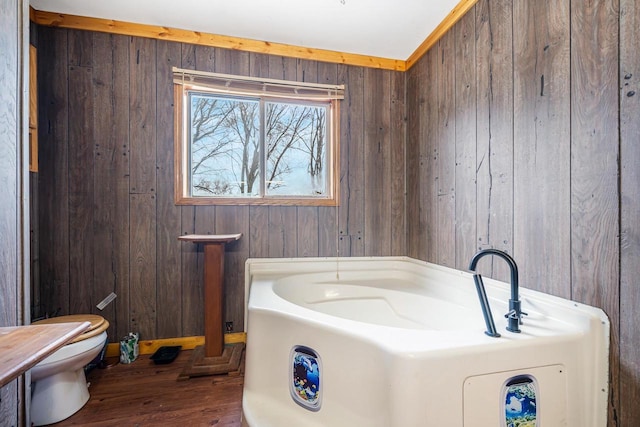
[
  {"x1": 570, "y1": 1, "x2": 620, "y2": 425},
  {"x1": 405, "y1": 63, "x2": 420, "y2": 259},
  {"x1": 390, "y1": 71, "x2": 406, "y2": 256},
  {"x1": 620, "y1": 0, "x2": 640, "y2": 423},
  {"x1": 267, "y1": 207, "x2": 297, "y2": 257},
  {"x1": 128, "y1": 36, "x2": 158, "y2": 340},
  {"x1": 68, "y1": 29, "x2": 92, "y2": 68},
  {"x1": 38, "y1": 26, "x2": 70, "y2": 317},
  {"x1": 178, "y1": 43, "x2": 201, "y2": 337},
  {"x1": 339, "y1": 65, "x2": 365, "y2": 256},
  {"x1": 422, "y1": 48, "x2": 438, "y2": 264},
  {"x1": 364, "y1": 68, "x2": 391, "y2": 256},
  {"x1": 156, "y1": 40, "x2": 183, "y2": 339},
  {"x1": 92, "y1": 32, "x2": 131, "y2": 341},
  {"x1": 474, "y1": 0, "x2": 514, "y2": 280},
  {"x1": 436, "y1": 31, "x2": 456, "y2": 268},
  {"x1": 453, "y1": 11, "x2": 476, "y2": 270},
  {"x1": 129, "y1": 193, "x2": 157, "y2": 339},
  {"x1": 248, "y1": 206, "x2": 269, "y2": 258},
  {"x1": 37, "y1": 28, "x2": 406, "y2": 343},
  {"x1": 407, "y1": 0, "x2": 625, "y2": 423},
  {"x1": 68, "y1": 33, "x2": 94, "y2": 314},
  {"x1": 129, "y1": 37, "x2": 157, "y2": 194},
  {"x1": 513, "y1": 0, "x2": 570, "y2": 298}
]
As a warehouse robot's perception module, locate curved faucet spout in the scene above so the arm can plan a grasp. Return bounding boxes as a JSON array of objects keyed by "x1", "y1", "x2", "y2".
[{"x1": 468, "y1": 249, "x2": 524, "y2": 335}]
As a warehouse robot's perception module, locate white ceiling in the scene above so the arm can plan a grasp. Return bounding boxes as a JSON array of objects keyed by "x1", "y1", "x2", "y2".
[{"x1": 30, "y1": 0, "x2": 461, "y2": 60}]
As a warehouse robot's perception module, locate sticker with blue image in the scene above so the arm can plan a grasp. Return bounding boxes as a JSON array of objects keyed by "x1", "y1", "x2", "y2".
[
  {"x1": 290, "y1": 346, "x2": 322, "y2": 411},
  {"x1": 504, "y1": 375, "x2": 537, "y2": 427}
]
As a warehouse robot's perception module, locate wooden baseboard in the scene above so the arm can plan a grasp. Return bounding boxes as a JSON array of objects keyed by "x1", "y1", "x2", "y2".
[{"x1": 104, "y1": 333, "x2": 247, "y2": 358}]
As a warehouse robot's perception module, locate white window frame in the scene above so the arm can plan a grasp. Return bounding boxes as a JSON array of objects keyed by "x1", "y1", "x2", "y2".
[{"x1": 173, "y1": 68, "x2": 342, "y2": 206}]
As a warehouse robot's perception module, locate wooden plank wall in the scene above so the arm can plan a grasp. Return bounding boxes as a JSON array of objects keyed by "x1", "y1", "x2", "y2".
[
  {"x1": 34, "y1": 27, "x2": 406, "y2": 342},
  {"x1": 1, "y1": 0, "x2": 27, "y2": 424},
  {"x1": 620, "y1": 0, "x2": 640, "y2": 426},
  {"x1": 407, "y1": 0, "x2": 634, "y2": 424}
]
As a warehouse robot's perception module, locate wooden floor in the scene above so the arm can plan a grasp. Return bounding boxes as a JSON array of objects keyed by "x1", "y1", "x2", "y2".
[{"x1": 53, "y1": 350, "x2": 244, "y2": 426}]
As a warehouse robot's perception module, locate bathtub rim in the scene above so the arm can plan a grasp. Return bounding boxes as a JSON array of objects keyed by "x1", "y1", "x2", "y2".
[{"x1": 244, "y1": 256, "x2": 610, "y2": 334}]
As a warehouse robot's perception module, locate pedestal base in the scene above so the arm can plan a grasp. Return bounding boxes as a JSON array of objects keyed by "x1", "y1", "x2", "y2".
[{"x1": 178, "y1": 343, "x2": 245, "y2": 379}]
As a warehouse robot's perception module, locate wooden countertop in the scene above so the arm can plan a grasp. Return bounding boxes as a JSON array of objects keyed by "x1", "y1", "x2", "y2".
[
  {"x1": 0, "y1": 322, "x2": 90, "y2": 388},
  {"x1": 178, "y1": 234, "x2": 242, "y2": 243}
]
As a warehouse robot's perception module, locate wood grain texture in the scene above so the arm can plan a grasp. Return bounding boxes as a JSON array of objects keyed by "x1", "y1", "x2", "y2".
[
  {"x1": 129, "y1": 193, "x2": 157, "y2": 340},
  {"x1": 0, "y1": 0, "x2": 23, "y2": 423},
  {"x1": 112, "y1": 34, "x2": 132, "y2": 340},
  {"x1": 364, "y1": 68, "x2": 391, "y2": 256},
  {"x1": 55, "y1": 350, "x2": 243, "y2": 426},
  {"x1": 203, "y1": 242, "x2": 225, "y2": 356},
  {"x1": 620, "y1": 0, "x2": 640, "y2": 423},
  {"x1": 37, "y1": 26, "x2": 70, "y2": 317},
  {"x1": 570, "y1": 1, "x2": 620, "y2": 425},
  {"x1": 179, "y1": 209, "x2": 202, "y2": 337},
  {"x1": 436, "y1": 31, "x2": 456, "y2": 267},
  {"x1": 68, "y1": 40, "x2": 94, "y2": 314},
  {"x1": 129, "y1": 36, "x2": 157, "y2": 195},
  {"x1": 405, "y1": 63, "x2": 421, "y2": 259},
  {"x1": 513, "y1": 0, "x2": 571, "y2": 298},
  {"x1": 390, "y1": 70, "x2": 406, "y2": 256},
  {"x1": 421, "y1": 48, "x2": 438, "y2": 264},
  {"x1": 156, "y1": 40, "x2": 183, "y2": 339},
  {"x1": 0, "y1": 323, "x2": 88, "y2": 388},
  {"x1": 453, "y1": 11, "x2": 477, "y2": 270},
  {"x1": 91, "y1": 33, "x2": 117, "y2": 336},
  {"x1": 339, "y1": 64, "x2": 365, "y2": 256},
  {"x1": 406, "y1": 0, "x2": 624, "y2": 423},
  {"x1": 29, "y1": 44, "x2": 38, "y2": 172},
  {"x1": 474, "y1": 0, "x2": 513, "y2": 281},
  {"x1": 215, "y1": 206, "x2": 249, "y2": 332}
]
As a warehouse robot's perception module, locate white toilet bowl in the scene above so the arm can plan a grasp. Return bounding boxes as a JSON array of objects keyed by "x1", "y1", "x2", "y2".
[{"x1": 30, "y1": 315, "x2": 109, "y2": 426}]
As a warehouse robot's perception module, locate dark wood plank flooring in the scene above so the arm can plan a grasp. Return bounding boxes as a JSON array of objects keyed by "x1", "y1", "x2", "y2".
[{"x1": 53, "y1": 350, "x2": 243, "y2": 426}]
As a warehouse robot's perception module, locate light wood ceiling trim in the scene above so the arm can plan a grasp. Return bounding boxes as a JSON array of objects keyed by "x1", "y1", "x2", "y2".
[
  {"x1": 31, "y1": 9, "x2": 406, "y2": 72},
  {"x1": 405, "y1": 0, "x2": 478, "y2": 69}
]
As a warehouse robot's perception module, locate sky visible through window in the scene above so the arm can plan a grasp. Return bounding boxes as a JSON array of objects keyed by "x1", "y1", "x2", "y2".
[{"x1": 189, "y1": 93, "x2": 328, "y2": 198}]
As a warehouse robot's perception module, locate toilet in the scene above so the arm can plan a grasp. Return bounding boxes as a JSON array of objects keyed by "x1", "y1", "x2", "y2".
[{"x1": 30, "y1": 314, "x2": 109, "y2": 426}]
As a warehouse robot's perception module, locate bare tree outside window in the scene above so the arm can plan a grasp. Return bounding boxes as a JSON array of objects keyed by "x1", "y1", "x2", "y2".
[{"x1": 188, "y1": 93, "x2": 329, "y2": 198}]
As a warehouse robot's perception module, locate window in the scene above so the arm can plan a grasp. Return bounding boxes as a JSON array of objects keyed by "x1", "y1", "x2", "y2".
[{"x1": 173, "y1": 68, "x2": 343, "y2": 206}]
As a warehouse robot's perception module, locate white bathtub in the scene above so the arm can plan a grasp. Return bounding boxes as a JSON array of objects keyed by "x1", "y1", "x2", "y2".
[{"x1": 242, "y1": 257, "x2": 609, "y2": 427}]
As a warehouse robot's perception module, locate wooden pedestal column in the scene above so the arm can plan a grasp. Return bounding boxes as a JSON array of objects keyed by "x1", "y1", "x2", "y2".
[{"x1": 177, "y1": 234, "x2": 244, "y2": 378}]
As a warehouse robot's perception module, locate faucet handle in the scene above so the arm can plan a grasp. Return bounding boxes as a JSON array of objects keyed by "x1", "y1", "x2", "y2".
[
  {"x1": 505, "y1": 309, "x2": 528, "y2": 324},
  {"x1": 505, "y1": 309, "x2": 519, "y2": 319}
]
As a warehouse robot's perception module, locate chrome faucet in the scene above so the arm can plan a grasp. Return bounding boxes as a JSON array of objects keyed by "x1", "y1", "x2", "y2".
[{"x1": 468, "y1": 249, "x2": 526, "y2": 337}]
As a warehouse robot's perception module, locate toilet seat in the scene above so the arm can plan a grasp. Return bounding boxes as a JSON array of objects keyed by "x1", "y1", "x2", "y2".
[{"x1": 33, "y1": 314, "x2": 109, "y2": 343}]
